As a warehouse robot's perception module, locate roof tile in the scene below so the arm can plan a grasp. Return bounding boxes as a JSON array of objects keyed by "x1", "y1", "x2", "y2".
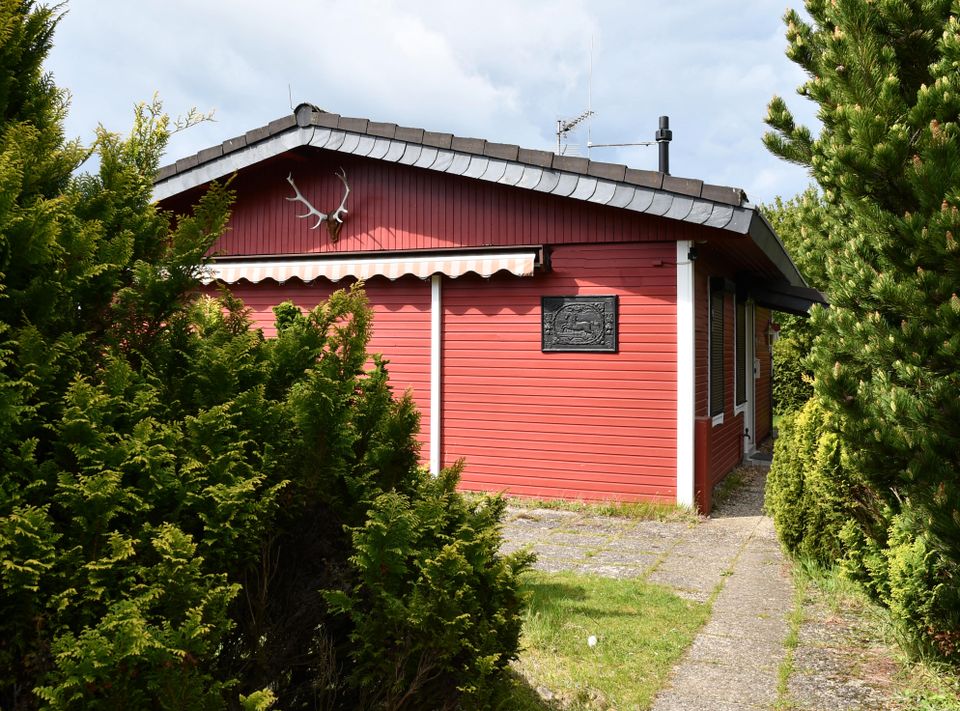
[
  {"x1": 662, "y1": 175, "x2": 704, "y2": 198},
  {"x1": 395, "y1": 126, "x2": 425, "y2": 143},
  {"x1": 553, "y1": 155, "x2": 589, "y2": 173},
  {"x1": 518, "y1": 148, "x2": 554, "y2": 168},
  {"x1": 294, "y1": 103, "x2": 316, "y2": 127},
  {"x1": 221, "y1": 134, "x2": 248, "y2": 155},
  {"x1": 367, "y1": 121, "x2": 397, "y2": 138},
  {"x1": 422, "y1": 131, "x2": 453, "y2": 149},
  {"x1": 624, "y1": 168, "x2": 663, "y2": 189},
  {"x1": 483, "y1": 142, "x2": 519, "y2": 161},
  {"x1": 451, "y1": 136, "x2": 486, "y2": 154},
  {"x1": 338, "y1": 116, "x2": 369, "y2": 133},
  {"x1": 267, "y1": 115, "x2": 297, "y2": 134},
  {"x1": 197, "y1": 144, "x2": 224, "y2": 163},
  {"x1": 312, "y1": 112, "x2": 340, "y2": 128},
  {"x1": 244, "y1": 125, "x2": 271, "y2": 144},
  {"x1": 176, "y1": 154, "x2": 199, "y2": 172},
  {"x1": 701, "y1": 183, "x2": 745, "y2": 206},
  {"x1": 587, "y1": 161, "x2": 627, "y2": 182}
]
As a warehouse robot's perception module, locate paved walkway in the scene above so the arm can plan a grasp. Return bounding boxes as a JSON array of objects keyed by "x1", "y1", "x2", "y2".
[
  {"x1": 649, "y1": 472, "x2": 791, "y2": 711},
  {"x1": 500, "y1": 466, "x2": 904, "y2": 710}
]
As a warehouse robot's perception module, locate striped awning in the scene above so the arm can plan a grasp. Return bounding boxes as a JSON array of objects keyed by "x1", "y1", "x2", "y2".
[{"x1": 200, "y1": 251, "x2": 539, "y2": 285}]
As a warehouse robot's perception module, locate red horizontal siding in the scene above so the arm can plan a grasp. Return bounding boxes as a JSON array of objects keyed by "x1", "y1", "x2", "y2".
[
  {"x1": 177, "y1": 154, "x2": 698, "y2": 257},
  {"x1": 441, "y1": 242, "x2": 678, "y2": 502},
  {"x1": 207, "y1": 277, "x2": 432, "y2": 451}
]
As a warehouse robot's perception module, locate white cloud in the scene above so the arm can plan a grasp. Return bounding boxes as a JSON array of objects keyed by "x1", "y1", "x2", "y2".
[{"x1": 47, "y1": 0, "x2": 820, "y2": 203}]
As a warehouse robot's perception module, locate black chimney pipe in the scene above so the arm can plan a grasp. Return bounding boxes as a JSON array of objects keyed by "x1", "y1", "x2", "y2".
[{"x1": 655, "y1": 115, "x2": 672, "y2": 175}]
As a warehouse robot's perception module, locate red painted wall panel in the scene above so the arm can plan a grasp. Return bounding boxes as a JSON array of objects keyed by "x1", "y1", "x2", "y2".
[
  {"x1": 442, "y1": 242, "x2": 678, "y2": 502},
  {"x1": 693, "y1": 262, "x2": 777, "y2": 484},
  {"x1": 153, "y1": 142, "x2": 793, "y2": 504},
  {"x1": 172, "y1": 153, "x2": 696, "y2": 258},
  {"x1": 208, "y1": 277, "x2": 432, "y2": 451},
  {"x1": 693, "y1": 259, "x2": 743, "y2": 485}
]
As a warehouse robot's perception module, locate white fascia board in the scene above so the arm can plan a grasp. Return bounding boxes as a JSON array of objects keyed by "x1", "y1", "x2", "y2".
[{"x1": 152, "y1": 127, "x2": 314, "y2": 202}]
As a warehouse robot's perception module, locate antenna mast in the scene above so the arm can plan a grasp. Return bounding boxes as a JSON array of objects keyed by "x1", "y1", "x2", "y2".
[{"x1": 587, "y1": 35, "x2": 594, "y2": 149}]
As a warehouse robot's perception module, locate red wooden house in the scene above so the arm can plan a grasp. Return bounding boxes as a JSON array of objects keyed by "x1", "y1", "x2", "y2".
[{"x1": 155, "y1": 104, "x2": 823, "y2": 512}]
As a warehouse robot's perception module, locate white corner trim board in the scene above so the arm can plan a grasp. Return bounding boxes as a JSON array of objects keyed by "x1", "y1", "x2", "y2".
[
  {"x1": 675, "y1": 240, "x2": 696, "y2": 507},
  {"x1": 430, "y1": 274, "x2": 442, "y2": 475}
]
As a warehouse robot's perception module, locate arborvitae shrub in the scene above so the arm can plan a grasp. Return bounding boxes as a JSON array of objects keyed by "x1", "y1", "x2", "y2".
[
  {"x1": 326, "y1": 464, "x2": 533, "y2": 710},
  {"x1": 771, "y1": 315, "x2": 813, "y2": 416},
  {"x1": 884, "y1": 513, "x2": 958, "y2": 661},
  {"x1": 842, "y1": 510, "x2": 960, "y2": 664},
  {"x1": 765, "y1": 409, "x2": 808, "y2": 553},
  {"x1": 765, "y1": 397, "x2": 858, "y2": 565}
]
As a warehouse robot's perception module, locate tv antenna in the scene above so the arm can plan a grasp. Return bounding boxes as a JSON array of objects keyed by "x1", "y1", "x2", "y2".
[{"x1": 556, "y1": 109, "x2": 594, "y2": 155}]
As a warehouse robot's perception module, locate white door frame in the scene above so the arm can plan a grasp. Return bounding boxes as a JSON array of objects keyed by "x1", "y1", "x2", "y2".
[{"x1": 741, "y1": 300, "x2": 756, "y2": 456}]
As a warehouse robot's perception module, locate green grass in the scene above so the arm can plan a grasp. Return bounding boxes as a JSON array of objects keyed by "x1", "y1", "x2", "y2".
[
  {"x1": 774, "y1": 572, "x2": 808, "y2": 710},
  {"x1": 502, "y1": 571, "x2": 710, "y2": 710}
]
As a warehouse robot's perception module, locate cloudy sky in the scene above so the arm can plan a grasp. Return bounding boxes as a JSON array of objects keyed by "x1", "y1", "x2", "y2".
[{"x1": 46, "y1": 0, "x2": 820, "y2": 205}]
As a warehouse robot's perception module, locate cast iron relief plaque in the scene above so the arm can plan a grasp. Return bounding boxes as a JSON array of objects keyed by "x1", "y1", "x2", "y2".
[{"x1": 542, "y1": 296, "x2": 618, "y2": 352}]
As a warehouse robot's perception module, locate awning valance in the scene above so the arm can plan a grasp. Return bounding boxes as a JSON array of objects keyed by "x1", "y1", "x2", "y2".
[{"x1": 201, "y1": 251, "x2": 540, "y2": 285}]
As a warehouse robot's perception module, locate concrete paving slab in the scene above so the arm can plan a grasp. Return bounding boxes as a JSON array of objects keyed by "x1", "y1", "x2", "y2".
[
  {"x1": 653, "y1": 698, "x2": 764, "y2": 711},
  {"x1": 586, "y1": 549, "x2": 660, "y2": 569},
  {"x1": 544, "y1": 531, "x2": 614, "y2": 548},
  {"x1": 653, "y1": 659, "x2": 779, "y2": 709},
  {"x1": 684, "y1": 631, "x2": 782, "y2": 669},
  {"x1": 646, "y1": 553, "x2": 733, "y2": 595},
  {"x1": 605, "y1": 535, "x2": 680, "y2": 555}
]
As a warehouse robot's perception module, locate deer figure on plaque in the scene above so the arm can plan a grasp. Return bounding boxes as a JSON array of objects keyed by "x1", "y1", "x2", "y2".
[{"x1": 285, "y1": 167, "x2": 350, "y2": 242}]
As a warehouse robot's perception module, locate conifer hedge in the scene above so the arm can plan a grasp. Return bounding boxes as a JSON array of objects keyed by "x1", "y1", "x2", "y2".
[
  {"x1": 0, "y1": 3, "x2": 531, "y2": 707},
  {"x1": 764, "y1": 0, "x2": 960, "y2": 663}
]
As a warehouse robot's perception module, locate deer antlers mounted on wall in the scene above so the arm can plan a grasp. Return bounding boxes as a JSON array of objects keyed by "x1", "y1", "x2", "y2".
[{"x1": 285, "y1": 167, "x2": 350, "y2": 242}]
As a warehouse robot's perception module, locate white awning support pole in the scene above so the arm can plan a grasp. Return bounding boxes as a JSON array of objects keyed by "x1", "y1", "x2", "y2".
[
  {"x1": 676, "y1": 240, "x2": 696, "y2": 507},
  {"x1": 429, "y1": 274, "x2": 442, "y2": 475}
]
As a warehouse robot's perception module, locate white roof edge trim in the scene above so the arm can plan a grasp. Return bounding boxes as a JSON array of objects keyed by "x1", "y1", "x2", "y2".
[
  {"x1": 200, "y1": 251, "x2": 539, "y2": 285},
  {"x1": 153, "y1": 126, "x2": 315, "y2": 202}
]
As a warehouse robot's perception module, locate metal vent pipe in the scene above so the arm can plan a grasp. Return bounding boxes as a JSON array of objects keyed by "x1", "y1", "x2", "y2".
[{"x1": 656, "y1": 115, "x2": 672, "y2": 175}]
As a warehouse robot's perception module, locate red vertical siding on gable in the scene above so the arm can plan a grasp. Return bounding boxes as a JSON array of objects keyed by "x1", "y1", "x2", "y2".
[
  {"x1": 193, "y1": 155, "x2": 694, "y2": 257},
  {"x1": 211, "y1": 277, "x2": 432, "y2": 451},
  {"x1": 441, "y1": 242, "x2": 678, "y2": 502}
]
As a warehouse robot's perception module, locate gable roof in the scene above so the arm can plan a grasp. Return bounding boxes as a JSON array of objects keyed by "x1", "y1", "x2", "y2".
[{"x1": 155, "y1": 103, "x2": 815, "y2": 295}]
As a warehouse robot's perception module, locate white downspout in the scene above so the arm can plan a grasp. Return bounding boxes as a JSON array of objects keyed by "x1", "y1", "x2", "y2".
[
  {"x1": 430, "y1": 274, "x2": 442, "y2": 475},
  {"x1": 676, "y1": 241, "x2": 695, "y2": 507}
]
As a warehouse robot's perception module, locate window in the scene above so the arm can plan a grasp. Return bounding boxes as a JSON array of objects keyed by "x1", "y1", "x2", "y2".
[
  {"x1": 709, "y1": 286, "x2": 724, "y2": 418},
  {"x1": 735, "y1": 296, "x2": 747, "y2": 407}
]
